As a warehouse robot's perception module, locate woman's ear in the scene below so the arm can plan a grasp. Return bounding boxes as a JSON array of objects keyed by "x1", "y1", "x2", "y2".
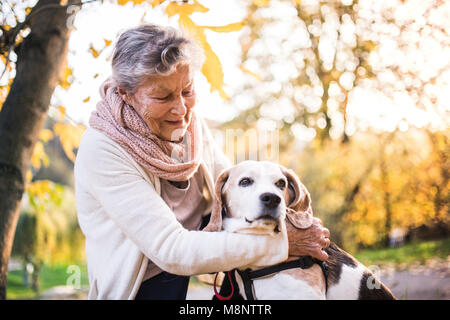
[
  {"x1": 203, "y1": 168, "x2": 231, "y2": 232},
  {"x1": 117, "y1": 86, "x2": 132, "y2": 105},
  {"x1": 279, "y1": 165, "x2": 313, "y2": 229}
]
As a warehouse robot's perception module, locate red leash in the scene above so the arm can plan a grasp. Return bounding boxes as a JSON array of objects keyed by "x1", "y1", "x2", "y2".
[{"x1": 213, "y1": 271, "x2": 234, "y2": 300}]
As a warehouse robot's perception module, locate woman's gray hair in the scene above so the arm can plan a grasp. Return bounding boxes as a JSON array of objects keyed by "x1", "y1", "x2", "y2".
[{"x1": 112, "y1": 24, "x2": 204, "y2": 94}]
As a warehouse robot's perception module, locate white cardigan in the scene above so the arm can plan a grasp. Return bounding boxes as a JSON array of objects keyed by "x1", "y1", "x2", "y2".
[{"x1": 74, "y1": 121, "x2": 288, "y2": 300}]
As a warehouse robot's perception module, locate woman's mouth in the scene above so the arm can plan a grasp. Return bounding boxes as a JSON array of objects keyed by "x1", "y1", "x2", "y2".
[{"x1": 165, "y1": 119, "x2": 184, "y2": 126}]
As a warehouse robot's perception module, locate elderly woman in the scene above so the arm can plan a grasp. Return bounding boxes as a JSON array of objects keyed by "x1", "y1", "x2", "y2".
[{"x1": 74, "y1": 24, "x2": 330, "y2": 300}]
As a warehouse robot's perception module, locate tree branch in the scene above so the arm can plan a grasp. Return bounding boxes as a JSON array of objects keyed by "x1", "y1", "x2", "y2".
[{"x1": 0, "y1": 0, "x2": 100, "y2": 81}]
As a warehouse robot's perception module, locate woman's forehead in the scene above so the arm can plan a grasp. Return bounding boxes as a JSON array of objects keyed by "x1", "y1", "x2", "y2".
[{"x1": 141, "y1": 64, "x2": 193, "y2": 92}]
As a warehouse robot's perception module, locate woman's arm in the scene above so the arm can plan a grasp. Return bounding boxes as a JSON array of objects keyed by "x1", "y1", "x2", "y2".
[{"x1": 75, "y1": 129, "x2": 288, "y2": 276}]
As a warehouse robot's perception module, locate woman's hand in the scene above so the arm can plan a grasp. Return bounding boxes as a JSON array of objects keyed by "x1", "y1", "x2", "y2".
[{"x1": 286, "y1": 216, "x2": 331, "y2": 261}]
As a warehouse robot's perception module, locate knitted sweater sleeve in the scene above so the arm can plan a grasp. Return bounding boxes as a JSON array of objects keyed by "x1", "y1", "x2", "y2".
[{"x1": 75, "y1": 128, "x2": 288, "y2": 276}]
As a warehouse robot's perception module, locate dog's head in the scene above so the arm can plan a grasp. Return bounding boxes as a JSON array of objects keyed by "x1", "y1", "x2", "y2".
[{"x1": 203, "y1": 160, "x2": 313, "y2": 235}]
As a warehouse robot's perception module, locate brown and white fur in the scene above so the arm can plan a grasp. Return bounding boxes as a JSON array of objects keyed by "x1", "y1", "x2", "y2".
[{"x1": 204, "y1": 160, "x2": 396, "y2": 300}]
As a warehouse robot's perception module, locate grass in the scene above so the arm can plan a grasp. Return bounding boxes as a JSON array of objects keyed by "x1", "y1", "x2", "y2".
[
  {"x1": 354, "y1": 238, "x2": 450, "y2": 267},
  {"x1": 7, "y1": 262, "x2": 89, "y2": 300}
]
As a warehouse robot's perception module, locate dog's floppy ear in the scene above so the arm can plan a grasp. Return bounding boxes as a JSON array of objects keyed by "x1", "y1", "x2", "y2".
[
  {"x1": 203, "y1": 167, "x2": 230, "y2": 232},
  {"x1": 279, "y1": 165, "x2": 313, "y2": 229}
]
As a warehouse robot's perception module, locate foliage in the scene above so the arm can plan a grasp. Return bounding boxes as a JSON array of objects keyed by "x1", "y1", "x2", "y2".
[
  {"x1": 12, "y1": 184, "x2": 85, "y2": 264},
  {"x1": 223, "y1": 0, "x2": 450, "y2": 143},
  {"x1": 287, "y1": 128, "x2": 449, "y2": 251}
]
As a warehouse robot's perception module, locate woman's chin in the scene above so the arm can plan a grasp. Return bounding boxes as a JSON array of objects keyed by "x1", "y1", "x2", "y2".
[{"x1": 167, "y1": 127, "x2": 188, "y2": 142}]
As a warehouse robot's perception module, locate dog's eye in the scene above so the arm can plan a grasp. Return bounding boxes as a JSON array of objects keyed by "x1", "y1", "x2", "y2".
[
  {"x1": 275, "y1": 179, "x2": 286, "y2": 189},
  {"x1": 239, "y1": 177, "x2": 253, "y2": 187}
]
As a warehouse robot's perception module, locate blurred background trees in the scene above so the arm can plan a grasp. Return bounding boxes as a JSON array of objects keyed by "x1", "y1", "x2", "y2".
[
  {"x1": 0, "y1": 0, "x2": 449, "y2": 299},
  {"x1": 218, "y1": 0, "x2": 449, "y2": 251}
]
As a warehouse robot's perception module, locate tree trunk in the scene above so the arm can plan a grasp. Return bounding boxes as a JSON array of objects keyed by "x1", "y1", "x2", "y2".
[
  {"x1": 0, "y1": 0, "x2": 76, "y2": 299},
  {"x1": 380, "y1": 159, "x2": 392, "y2": 247},
  {"x1": 379, "y1": 138, "x2": 393, "y2": 247}
]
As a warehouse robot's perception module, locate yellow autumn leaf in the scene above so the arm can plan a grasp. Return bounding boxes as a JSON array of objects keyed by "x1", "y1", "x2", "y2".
[
  {"x1": 0, "y1": 85, "x2": 8, "y2": 112},
  {"x1": 57, "y1": 105, "x2": 66, "y2": 121},
  {"x1": 363, "y1": 40, "x2": 377, "y2": 51},
  {"x1": 203, "y1": 21, "x2": 245, "y2": 33},
  {"x1": 165, "y1": 0, "x2": 208, "y2": 18},
  {"x1": 89, "y1": 45, "x2": 100, "y2": 58},
  {"x1": 166, "y1": 2, "x2": 238, "y2": 101},
  {"x1": 26, "y1": 180, "x2": 52, "y2": 200},
  {"x1": 253, "y1": 0, "x2": 271, "y2": 6},
  {"x1": 163, "y1": 1, "x2": 247, "y2": 100},
  {"x1": 31, "y1": 141, "x2": 49, "y2": 170},
  {"x1": 40, "y1": 129, "x2": 54, "y2": 143},
  {"x1": 151, "y1": 0, "x2": 165, "y2": 8},
  {"x1": 26, "y1": 170, "x2": 33, "y2": 183},
  {"x1": 104, "y1": 39, "x2": 112, "y2": 47},
  {"x1": 83, "y1": 97, "x2": 90, "y2": 103},
  {"x1": 292, "y1": 0, "x2": 301, "y2": 5},
  {"x1": 117, "y1": 0, "x2": 146, "y2": 5},
  {"x1": 240, "y1": 65, "x2": 262, "y2": 81},
  {"x1": 53, "y1": 123, "x2": 86, "y2": 162},
  {"x1": 177, "y1": 15, "x2": 229, "y2": 100},
  {"x1": 60, "y1": 66, "x2": 73, "y2": 90},
  {"x1": 201, "y1": 47, "x2": 229, "y2": 100}
]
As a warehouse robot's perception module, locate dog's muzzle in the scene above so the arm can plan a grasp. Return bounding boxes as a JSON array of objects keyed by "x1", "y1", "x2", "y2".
[{"x1": 245, "y1": 215, "x2": 281, "y2": 233}]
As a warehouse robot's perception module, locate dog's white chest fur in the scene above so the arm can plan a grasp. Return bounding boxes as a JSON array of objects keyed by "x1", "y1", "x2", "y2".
[{"x1": 235, "y1": 270, "x2": 326, "y2": 300}]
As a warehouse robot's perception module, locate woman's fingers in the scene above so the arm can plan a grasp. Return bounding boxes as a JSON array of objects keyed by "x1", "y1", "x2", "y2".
[
  {"x1": 312, "y1": 248, "x2": 329, "y2": 261},
  {"x1": 322, "y1": 227, "x2": 330, "y2": 239},
  {"x1": 320, "y1": 236, "x2": 331, "y2": 249},
  {"x1": 286, "y1": 215, "x2": 331, "y2": 259},
  {"x1": 313, "y1": 217, "x2": 323, "y2": 226}
]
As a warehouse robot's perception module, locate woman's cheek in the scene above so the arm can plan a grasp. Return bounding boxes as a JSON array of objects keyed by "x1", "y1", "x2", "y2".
[
  {"x1": 186, "y1": 94, "x2": 197, "y2": 110},
  {"x1": 140, "y1": 100, "x2": 166, "y2": 120}
]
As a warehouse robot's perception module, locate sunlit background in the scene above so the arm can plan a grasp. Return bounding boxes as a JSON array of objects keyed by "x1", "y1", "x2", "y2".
[{"x1": 1, "y1": 0, "x2": 449, "y2": 300}]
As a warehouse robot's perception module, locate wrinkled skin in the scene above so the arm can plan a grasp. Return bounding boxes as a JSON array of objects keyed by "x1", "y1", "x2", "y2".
[
  {"x1": 118, "y1": 63, "x2": 196, "y2": 142},
  {"x1": 287, "y1": 216, "x2": 331, "y2": 261}
]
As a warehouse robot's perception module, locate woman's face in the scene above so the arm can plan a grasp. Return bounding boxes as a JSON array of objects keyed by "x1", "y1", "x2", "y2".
[{"x1": 118, "y1": 63, "x2": 196, "y2": 142}]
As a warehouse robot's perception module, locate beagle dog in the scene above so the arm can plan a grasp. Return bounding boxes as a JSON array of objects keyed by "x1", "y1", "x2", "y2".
[{"x1": 204, "y1": 160, "x2": 396, "y2": 300}]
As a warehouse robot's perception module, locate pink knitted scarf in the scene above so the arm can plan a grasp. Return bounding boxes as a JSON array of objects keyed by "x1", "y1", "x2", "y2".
[{"x1": 89, "y1": 77, "x2": 203, "y2": 182}]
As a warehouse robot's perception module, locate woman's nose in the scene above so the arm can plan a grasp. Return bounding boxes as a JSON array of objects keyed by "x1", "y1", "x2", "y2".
[{"x1": 170, "y1": 96, "x2": 187, "y2": 116}]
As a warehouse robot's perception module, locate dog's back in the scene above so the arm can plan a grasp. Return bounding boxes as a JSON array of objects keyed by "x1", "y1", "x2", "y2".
[
  {"x1": 324, "y1": 242, "x2": 396, "y2": 300},
  {"x1": 216, "y1": 243, "x2": 396, "y2": 300}
]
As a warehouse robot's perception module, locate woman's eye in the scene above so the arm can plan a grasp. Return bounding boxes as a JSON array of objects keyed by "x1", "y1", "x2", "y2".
[
  {"x1": 182, "y1": 90, "x2": 193, "y2": 96},
  {"x1": 275, "y1": 179, "x2": 286, "y2": 189},
  {"x1": 239, "y1": 177, "x2": 253, "y2": 187},
  {"x1": 155, "y1": 95, "x2": 170, "y2": 101}
]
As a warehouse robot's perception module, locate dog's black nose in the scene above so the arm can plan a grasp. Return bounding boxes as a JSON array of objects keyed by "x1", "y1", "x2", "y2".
[{"x1": 259, "y1": 193, "x2": 281, "y2": 209}]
